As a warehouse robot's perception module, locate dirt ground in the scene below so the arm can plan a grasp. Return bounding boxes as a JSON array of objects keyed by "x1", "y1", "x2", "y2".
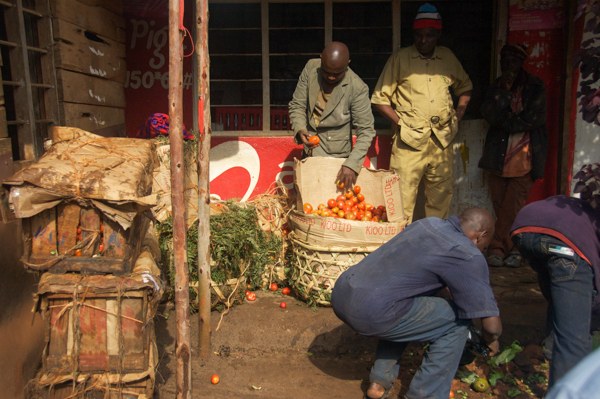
[{"x1": 152, "y1": 264, "x2": 560, "y2": 399}]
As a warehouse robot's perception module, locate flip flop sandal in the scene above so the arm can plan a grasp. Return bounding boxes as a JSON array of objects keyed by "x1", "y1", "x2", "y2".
[{"x1": 363, "y1": 385, "x2": 397, "y2": 399}]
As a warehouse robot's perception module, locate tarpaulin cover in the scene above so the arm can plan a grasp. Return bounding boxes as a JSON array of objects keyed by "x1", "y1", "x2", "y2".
[{"x1": 3, "y1": 127, "x2": 157, "y2": 228}]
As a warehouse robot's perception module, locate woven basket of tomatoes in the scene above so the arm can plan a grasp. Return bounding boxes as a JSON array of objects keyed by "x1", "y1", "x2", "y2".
[
  {"x1": 288, "y1": 157, "x2": 407, "y2": 306},
  {"x1": 289, "y1": 233, "x2": 381, "y2": 306}
]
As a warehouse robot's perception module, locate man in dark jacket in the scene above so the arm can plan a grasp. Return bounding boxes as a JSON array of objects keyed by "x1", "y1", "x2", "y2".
[
  {"x1": 332, "y1": 208, "x2": 502, "y2": 399},
  {"x1": 511, "y1": 195, "x2": 600, "y2": 387},
  {"x1": 478, "y1": 43, "x2": 548, "y2": 268}
]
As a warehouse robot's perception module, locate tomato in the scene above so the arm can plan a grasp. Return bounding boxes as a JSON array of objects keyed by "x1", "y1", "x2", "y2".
[
  {"x1": 245, "y1": 290, "x2": 251, "y2": 296},
  {"x1": 331, "y1": 206, "x2": 340, "y2": 214},
  {"x1": 327, "y1": 199, "x2": 337, "y2": 209},
  {"x1": 318, "y1": 203, "x2": 326, "y2": 210},
  {"x1": 449, "y1": 391, "x2": 454, "y2": 399},
  {"x1": 282, "y1": 287, "x2": 291, "y2": 295},
  {"x1": 346, "y1": 213, "x2": 357, "y2": 220},
  {"x1": 333, "y1": 215, "x2": 340, "y2": 218},
  {"x1": 345, "y1": 190, "x2": 354, "y2": 199},
  {"x1": 75, "y1": 249, "x2": 82, "y2": 256},
  {"x1": 311, "y1": 211, "x2": 319, "y2": 216},
  {"x1": 247, "y1": 292, "x2": 256, "y2": 301},
  {"x1": 365, "y1": 211, "x2": 373, "y2": 219},
  {"x1": 373, "y1": 208, "x2": 383, "y2": 217},
  {"x1": 337, "y1": 180, "x2": 344, "y2": 189},
  {"x1": 282, "y1": 229, "x2": 288, "y2": 235},
  {"x1": 353, "y1": 185, "x2": 361, "y2": 194},
  {"x1": 337, "y1": 210, "x2": 345, "y2": 218},
  {"x1": 377, "y1": 205, "x2": 386, "y2": 213},
  {"x1": 357, "y1": 211, "x2": 365, "y2": 220},
  {"x1": 356, "y1": 193, "x2": 365, "y2": 202},
  {"x1": 321, "y1": 209, "x2": 331, "y2": 217},
  {"x1": 280, "y1": 302, "x2": 287, "y2": 309},
  {"x1": 365, "y1": 203, "x2": 374, "y2": 212},
  {"x1": 77, "y1": 226, "x2": 82, "y2": 234},
  {"x1": 77, "y1": 233, "x2": 82, "y2": 241},
  {"x1": 336, "y1": 195, "x2": 347, "y2": 203},
  {"x1": 247, "y1": 283, "x2": 252, "y2": 289},
  {"x1": 303, "y1": 203, "x2": 313, "y2": 214},
  {"x1": 350, "y1": 197, "x2": 358, "y2": 205},
  {"x1": 361, "y1": 216, "x2": 369, "y2": 221},
  {"x1": 99, "y1": 244, "x2": 104, "y2": 252},
  {"x1": 357, "y1": 202, "x2": 366, "y2": 211},
  {"x1": 343, "y1": 205, "x2": 352, "y2": 213},
  {"x1": 336, "y1": 201, "x2": 345, "y2": 209},
  {"x1": 345, "y1": 200, "x2": 354, "y2": 207},
  {"x1": 308, "y1": 135, "x2": 320, "y2": 146},
  {"x1": 100, "y1": 224, "x2": 104, "y2": 233},
  {"x1": 381, "y1": 214, "x2": 388, "y2": 222},
  {"x1": 371, "y1": 216, "x2": 380, "y2": 222},
  {"x1": 211, "y1": 374, "x2": 220, "y2": 384}
]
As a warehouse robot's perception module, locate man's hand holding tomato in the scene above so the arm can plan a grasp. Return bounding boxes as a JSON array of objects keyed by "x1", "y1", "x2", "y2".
[
  {"x1": 336, "y1": 166, "x2": 358, "y2": 190},
  {"x1": 298, "y1": 129, "x2": 320, "y2": 149}
]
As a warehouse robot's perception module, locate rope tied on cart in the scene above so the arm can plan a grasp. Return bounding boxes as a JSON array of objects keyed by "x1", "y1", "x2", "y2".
[{"x1": 21, "y1": 228, "x2": 102, "y2": 270}]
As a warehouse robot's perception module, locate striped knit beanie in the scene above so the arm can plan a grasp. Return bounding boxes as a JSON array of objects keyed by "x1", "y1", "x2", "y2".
[
  {"x1": 501, "y1": 43, "x2": 529, "y2": 61},
  {"x1": 414, "y1": 3, "x2": 442, "y2": 30}
]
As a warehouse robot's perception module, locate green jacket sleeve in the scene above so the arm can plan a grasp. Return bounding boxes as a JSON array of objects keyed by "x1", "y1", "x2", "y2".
[
  {"x1": 343, "y1": 82, "x2": 376, "y2": 173},
  {"x1": 288, "y1": 61, "x2": 311, "y2": 144}
]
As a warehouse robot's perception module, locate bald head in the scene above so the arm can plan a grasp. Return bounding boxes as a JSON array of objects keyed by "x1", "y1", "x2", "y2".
[
  {"x1": 459, "y1": 208, "x2": 494, "y2": 252},
  {"x1": 322, "y1": 42, "x2": 350, "y2": 65},
  {"x1": 320, "y1": 42, "x2": 351, "y2": 85}
]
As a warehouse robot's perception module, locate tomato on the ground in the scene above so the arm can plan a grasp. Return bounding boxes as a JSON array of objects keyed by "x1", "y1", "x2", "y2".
[
  {"x1": 282, "y1": 287, "x2": 291, "y2": 295},
  {"x1": 211, "y1": 375, "x2": 220, "y2": 384},
  {"x1": 280, "y1": 302, "x2": 287, "y2": 309},
  {"x1": 269, "y1": 283, "x2": 278, "y2": 291}
]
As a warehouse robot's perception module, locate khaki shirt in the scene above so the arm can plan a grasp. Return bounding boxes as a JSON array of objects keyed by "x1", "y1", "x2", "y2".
[{"x1": 371, "y1": 45, "x2": 473, "y2": 149}]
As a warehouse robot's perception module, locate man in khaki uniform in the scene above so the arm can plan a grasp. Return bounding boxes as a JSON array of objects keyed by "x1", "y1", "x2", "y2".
[
  {"x1": 289, "y1": 42, "x2": 376, "y2": 189},
  {"x1": 371, "y1": 3, "x2": 472, "y2": 223}
]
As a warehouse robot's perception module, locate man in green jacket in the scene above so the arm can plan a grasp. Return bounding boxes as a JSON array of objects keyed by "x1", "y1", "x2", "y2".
[{"x1": 289, "y1": 42, "x2": 376, "y2": 189}]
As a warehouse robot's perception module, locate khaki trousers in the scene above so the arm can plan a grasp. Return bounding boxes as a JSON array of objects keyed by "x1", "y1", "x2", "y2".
[{"x1": 390, "y1": 131, "x2": 454, "y2": 224}]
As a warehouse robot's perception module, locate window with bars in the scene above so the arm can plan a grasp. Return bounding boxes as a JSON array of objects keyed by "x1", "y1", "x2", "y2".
[
  {"x1": 208, "y1": 0, "x2": 494, "y2": 135},
  {"x1": 0, "y1": 0, "x2": 58, "y2": 162}
]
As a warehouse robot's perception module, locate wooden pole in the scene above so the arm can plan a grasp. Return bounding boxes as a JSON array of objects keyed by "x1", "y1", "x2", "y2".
[
  {"x1": 168, "y1": 0, "x2": 191, "y2": 397},
  {"x1": 195, "y1": 0, "x2": 212, "y2": 359}
]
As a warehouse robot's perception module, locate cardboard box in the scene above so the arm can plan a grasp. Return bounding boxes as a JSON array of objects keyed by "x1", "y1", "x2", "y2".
[{"x1": 291, "y1": 157, "x2": 406, "y2": 247}]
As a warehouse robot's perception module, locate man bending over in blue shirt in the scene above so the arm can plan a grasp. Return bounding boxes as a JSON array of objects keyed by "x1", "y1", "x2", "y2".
[{"x1": 332, "y1": 208, "x2": 502, "y2": 399}]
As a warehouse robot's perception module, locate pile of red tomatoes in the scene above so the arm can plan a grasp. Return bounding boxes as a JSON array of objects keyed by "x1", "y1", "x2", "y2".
[{"x1": 302, "y1": 185, "x2": 388, "y2": 222}]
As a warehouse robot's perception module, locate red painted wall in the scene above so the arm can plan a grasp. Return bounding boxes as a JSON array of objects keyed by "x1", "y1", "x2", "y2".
[
  {"x1": 508, "y1": 1, "x2": 565, "y2": 201},
  {"x1": 208, "y1": 136, "x2": 392, "y2": 201}
]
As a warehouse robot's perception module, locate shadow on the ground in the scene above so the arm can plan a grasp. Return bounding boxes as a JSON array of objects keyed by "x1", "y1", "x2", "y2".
[{"x1": 153, "y1": 302, "x2": 176, "y2": 398}]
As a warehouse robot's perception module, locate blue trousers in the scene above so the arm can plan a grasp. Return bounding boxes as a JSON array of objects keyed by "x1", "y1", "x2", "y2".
[
  {"x1": 513, "y1": 232, "x2": 595, "y2": 387},
  {"x1": 370, "y1": 297, "x2": 471, "y2": 399}
]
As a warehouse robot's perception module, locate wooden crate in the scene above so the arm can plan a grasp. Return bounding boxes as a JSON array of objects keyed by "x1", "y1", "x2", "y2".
[
  {"x1": 22, "y1": 204, "x2": 149, "y2": 275},
  {"x1": 30, "y1": 377, "x2": 153, "y2": 399},
  {"x1": 42, "y1": 290, "x2": 152, "y2": 374},
  {"x1": 37, "y1": 249, "x2": 162, "y2": 376}
]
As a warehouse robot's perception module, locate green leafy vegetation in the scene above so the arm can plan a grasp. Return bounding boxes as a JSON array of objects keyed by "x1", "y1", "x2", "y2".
[
  {"x1": 157, "y1": 201, "x2": 284, "y2": 312},
  {"x1": 488, "y1": 341, "x2": 523, "y2": 367}
]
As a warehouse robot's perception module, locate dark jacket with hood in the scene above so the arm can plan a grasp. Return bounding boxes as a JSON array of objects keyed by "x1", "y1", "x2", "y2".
[{"x1": 478, "y1": 71, "x2": 548, "y2": 180}]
